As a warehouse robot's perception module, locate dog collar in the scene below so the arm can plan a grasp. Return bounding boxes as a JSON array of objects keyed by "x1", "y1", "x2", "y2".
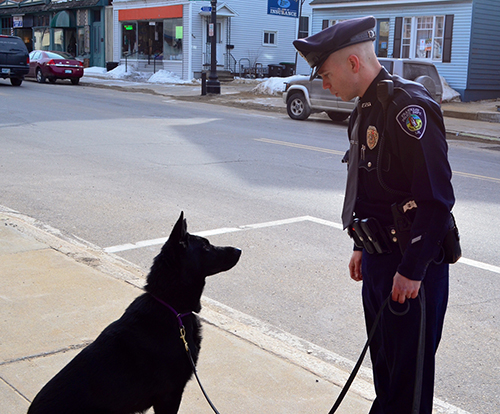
[{"x1": 151, "y1": 294, "x2": 192, "y2": 328}]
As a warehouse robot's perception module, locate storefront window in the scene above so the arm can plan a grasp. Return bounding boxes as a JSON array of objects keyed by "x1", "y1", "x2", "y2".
[
  {"x1": 121, "y1": 19, "x2": 183, "y2": 61},
  {"x1": 33, "y1": 28, "x2": 50, "y2": 50},
  {"x1": 138, "y1": 21, "x2": 163, "y2": 59},
  {"x1": 53, "y1": 28, "x2": 63, "y2": 52},
  {"x1": 77, "y1": 27, "x2": 86, "y2": 57},
  {"x1": 122, "y1": 22, "x2": 137, "y2": 57},
  {"x1": 164, "y1": 18, "x2": 183, "y2": 60}
]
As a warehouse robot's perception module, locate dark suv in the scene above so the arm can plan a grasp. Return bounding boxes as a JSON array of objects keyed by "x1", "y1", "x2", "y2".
[
  {"x1": 283, "y1": 58, "x2": 443, "y2": 121},
  {"x1": 0, "y1": 35, "x2": 30, "y2": 86}
]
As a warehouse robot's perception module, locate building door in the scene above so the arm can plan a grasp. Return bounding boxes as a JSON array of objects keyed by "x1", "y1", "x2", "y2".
[
  {"x1": 91, "y1": 22, "x2": 104, "y2": 66},
  {"x1": 205, "y1": 18, "x2": 226, "y2": 66}
]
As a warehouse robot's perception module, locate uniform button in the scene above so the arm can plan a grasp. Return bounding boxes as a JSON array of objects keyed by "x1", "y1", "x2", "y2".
[{"x1": 368, "y1": 162, "x2": 372, "y2": 167}]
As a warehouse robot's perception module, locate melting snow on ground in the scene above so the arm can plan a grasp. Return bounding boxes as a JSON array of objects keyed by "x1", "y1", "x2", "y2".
[{"x1": 84, "y1": 65, "x2": 460, "y2": 102}]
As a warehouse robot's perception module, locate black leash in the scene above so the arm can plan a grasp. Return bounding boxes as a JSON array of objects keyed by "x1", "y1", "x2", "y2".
[
  {"x1": 151, "y1": 295, "x2": 222, "y2": 414},
  {"x1": 328, "y1": 287, "x2": 426, "y2": 414}
]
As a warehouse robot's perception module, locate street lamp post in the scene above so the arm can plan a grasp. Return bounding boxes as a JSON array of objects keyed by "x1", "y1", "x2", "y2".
[{"x1": 206, "y1": 0, "x2": 221, "y2": 94}]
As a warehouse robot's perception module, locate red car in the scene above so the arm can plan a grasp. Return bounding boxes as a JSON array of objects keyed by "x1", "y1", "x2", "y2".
[{"x1": 28, "y1": 50, "x2": 83, "y2": 85}]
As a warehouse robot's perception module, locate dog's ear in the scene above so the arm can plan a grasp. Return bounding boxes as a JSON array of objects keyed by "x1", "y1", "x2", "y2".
[{"x1": 168, "y1": 211, "x2": 188, "y2": 248}]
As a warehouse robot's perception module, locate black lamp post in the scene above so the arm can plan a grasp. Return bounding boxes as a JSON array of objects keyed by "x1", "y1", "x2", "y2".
[{"x1": 206, "y1": 0, "x2": 220, "y2": 94}]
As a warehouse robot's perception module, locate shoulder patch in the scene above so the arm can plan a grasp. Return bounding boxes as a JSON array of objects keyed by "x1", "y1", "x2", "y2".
[{"x1": 396, "y1": 105, "x2": 427, "y2": 139}]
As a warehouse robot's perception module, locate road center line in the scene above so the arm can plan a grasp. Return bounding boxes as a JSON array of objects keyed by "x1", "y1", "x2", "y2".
[
  {"x1": 255, "y1": 138, "x2": 345, "y2": 155},
  {"x1": 104, "y1": 216, "x2": 498, "y2": 275},
  {"x1": 256, "y1": 138, "x2": 500, "y2": 184}
]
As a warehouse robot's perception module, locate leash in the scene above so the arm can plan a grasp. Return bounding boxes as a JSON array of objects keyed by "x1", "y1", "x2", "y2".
[
  {"x1": 328, "y1": 287, "x2": 426, "y2": 414},
  {"x1": 151, "y1": 295, "x2": 222, "y2": 414}
]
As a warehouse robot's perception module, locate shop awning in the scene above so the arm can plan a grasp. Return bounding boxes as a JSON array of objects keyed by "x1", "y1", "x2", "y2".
[{"x1": 50, "y1": 10, "x2": 75, "y2": 28}]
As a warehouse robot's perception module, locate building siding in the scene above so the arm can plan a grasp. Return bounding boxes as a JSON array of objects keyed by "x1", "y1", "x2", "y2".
[
  {"x1": 311, "y1": 1, "x2": 475, "y2": 97},
  {"x1": 466, "y1": 0, "x2": 500, "y2": 100}
]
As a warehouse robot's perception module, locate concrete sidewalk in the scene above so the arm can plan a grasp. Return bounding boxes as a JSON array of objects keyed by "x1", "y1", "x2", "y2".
[
  {"x1": 0, "y1": 210, "x2": 373, "y2": 414},
  {"x1": 79, "y1": 74, "x2": 500, "y2": 143}
]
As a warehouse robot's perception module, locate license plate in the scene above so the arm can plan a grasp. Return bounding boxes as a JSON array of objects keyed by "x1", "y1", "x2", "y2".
[
  {"x1": 65, "y1": 69, "x2": 72, "y2": 74},
  {"x1": 1, "y1": 68, "x2": 10, "y2": 74}
]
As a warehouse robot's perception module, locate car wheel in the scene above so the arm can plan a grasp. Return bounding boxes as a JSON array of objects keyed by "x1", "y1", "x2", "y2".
[
  {"x1": 48, "y1": 78, "x2": 57, "y2": 84},
  {"x1": 71, "y1": 78, "x2": 80, "y2": 85},
  {"x1": 10, "y1": 77, "x2": 22, "y2": 86},
  {"x1": 287, "y1": 92, "x2": 311, "y2": 120},
  {"x1": 327, "y1": 111, "x2": 350, "y2": 122},
  {"x1": 36, "y1": 68, "x2": 45, "y2": 83}
]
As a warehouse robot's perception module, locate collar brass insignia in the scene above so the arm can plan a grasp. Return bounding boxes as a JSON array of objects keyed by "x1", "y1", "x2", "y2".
[{"x1": 366, "y1": 126, "x2": 379, "y2": 150}]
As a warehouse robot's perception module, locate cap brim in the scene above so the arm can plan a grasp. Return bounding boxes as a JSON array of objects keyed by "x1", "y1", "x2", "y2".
[{"x1": 308, "y1": 53, "x2": 330, "y2": 81}]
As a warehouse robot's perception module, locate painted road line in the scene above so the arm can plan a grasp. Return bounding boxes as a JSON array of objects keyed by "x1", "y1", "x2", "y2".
[
  {"x1": 255, "y1": 138, "x2": 345, "y2": 155},
  {"x1": 105, "y1": 216, "x2": 499, "y2": 277},
  {"x1": 256, "y1": 138, "x2": 500, "y2": 184},
  {"x1": 104, "y1": 216, "x2": 316, "y2": 253}
]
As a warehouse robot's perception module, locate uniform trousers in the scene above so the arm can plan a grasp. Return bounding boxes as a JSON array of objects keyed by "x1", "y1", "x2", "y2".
[{"x1": 361, "y1": 248, "x2": 449, "y2": 414}]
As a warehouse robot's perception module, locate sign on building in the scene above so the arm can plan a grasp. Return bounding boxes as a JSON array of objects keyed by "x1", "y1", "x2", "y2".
[{"x1": 267, "y1": 0, "x2": 299, "y2": 18}]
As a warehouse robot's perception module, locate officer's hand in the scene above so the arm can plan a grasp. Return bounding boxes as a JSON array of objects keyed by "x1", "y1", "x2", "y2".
[
  {"x1": 392, "y1": 272, "x2": 421, "y2": 303},
  {"x1": 349, "y1": 250, "x2": 363, "y2": 282}
]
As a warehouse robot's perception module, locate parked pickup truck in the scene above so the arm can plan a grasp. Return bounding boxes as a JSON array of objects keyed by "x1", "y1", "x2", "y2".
[{"x1": 283, "y1": 58, "x2": 443, "y2": 121}]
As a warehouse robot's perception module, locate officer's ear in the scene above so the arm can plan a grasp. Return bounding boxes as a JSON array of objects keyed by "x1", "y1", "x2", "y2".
[{"x1": 347, "y1": 54, "x2": 360, "y2": 74}]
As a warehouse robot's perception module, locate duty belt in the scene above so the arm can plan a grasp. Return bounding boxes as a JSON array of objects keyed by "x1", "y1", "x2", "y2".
[{"x1": 347, "y1": 217, "x2": 398, "y2": 255}]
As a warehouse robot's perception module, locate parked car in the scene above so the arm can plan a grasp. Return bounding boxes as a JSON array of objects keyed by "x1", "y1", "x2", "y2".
[
  {"x1": 0, "y1": 35, "x2": 29, "y2": 86},
  {"x1": 283, "y1": 58, "x2": 443, "y2": 121},
  {"x1": 28, "y1": 51, "x2": 83, "y2": 85}
]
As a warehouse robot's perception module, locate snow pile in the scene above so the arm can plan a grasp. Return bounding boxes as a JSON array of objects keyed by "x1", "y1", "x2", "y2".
[
  {"x1": 441, "y1": 76, "x2": 461, "y2": 102},
  {"x1": 147, "y1": 70, "x2": 197, "y2": 85},
  {"x1": 84, "y1": 65, "x2": 195, "y2": 84},
  {"x1": 84, "y1": 66, "x2": 107, "y2": 76},
  {"x1": 251, "y1": 75, "x2": 307, "y2": 95}
]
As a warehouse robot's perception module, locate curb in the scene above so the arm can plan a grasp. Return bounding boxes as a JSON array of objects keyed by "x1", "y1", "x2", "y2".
[{"x1": 442, "y1": 109, "x2": 500, "y2": 123}]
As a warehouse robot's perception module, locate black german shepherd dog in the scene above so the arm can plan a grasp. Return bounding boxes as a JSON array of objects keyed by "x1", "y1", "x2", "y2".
[{"x1": 28, "y1": 212, "x2": 241, "y2": 414}]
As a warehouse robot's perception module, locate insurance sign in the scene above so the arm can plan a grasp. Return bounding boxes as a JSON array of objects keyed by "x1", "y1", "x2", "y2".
[{"x1": 267, "y1": 0, "x2": 299, "y2": 18}]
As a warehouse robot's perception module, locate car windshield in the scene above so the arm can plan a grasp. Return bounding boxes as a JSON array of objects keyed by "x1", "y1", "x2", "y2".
[{"x1": 46, "y1": 51, "x2": 74, "y2": 59}]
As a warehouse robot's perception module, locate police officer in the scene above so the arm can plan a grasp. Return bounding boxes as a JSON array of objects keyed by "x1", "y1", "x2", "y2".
[{"x1": 294, "y1": 17, "x2": 455, "y2": 414}]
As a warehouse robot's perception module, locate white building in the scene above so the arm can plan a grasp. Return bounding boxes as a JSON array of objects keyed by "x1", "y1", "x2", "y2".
[{"x1": 111, "y1": 0, "x2": 313, "y2": 79}]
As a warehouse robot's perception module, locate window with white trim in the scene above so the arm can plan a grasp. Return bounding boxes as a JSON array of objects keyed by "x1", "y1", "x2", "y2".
[
  {"x1": 401, "y1": 16, "x2": 444, "y2": 60},
  {"x1": 263, "y1": 31, "x2": 277, "y2": 46}
]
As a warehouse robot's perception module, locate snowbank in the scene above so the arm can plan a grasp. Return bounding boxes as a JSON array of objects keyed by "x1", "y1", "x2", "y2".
[
  {"x1": 84, "y1": 65, "x2": 196, "y2": 84},
  {"x1": 251, "y1": 75, "x2": 307, "y2": 95},
  {"x1": 441, "y1": 76, "x2": 461, "y2": 102}
]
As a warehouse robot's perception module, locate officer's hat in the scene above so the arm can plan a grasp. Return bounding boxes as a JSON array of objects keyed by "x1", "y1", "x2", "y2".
[{"x1": 294, "y1": 16, "x2": 376, "y2": 80}]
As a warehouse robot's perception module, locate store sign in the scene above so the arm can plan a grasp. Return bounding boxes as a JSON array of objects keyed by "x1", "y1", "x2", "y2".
[
  {"x1": 267, "y1": 0, "x2": 299, "y2": 18},
  {"x1": 124, "y1": 25, "x2": 134, "y2": 31},
  {"x1": 13, "y1": 16, "x2": 23, "y2": 28}
]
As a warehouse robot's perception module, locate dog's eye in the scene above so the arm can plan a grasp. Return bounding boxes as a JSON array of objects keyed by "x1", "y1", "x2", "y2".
[{"x1": 203, "y1": 244, "x2": 211, "y2": 252}]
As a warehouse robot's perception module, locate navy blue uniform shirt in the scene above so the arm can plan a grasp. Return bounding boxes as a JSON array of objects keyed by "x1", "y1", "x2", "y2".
[{"x1": 350, "y1": 68, "x2": 455, "y2": 280}]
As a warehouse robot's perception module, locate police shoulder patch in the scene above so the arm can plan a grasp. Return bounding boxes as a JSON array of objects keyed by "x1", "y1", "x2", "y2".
[{"x1": 396, "y1": 105, "x2": 427, "y2": 139}]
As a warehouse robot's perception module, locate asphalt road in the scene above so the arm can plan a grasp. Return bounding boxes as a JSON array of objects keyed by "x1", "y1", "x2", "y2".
[{"x1": 1, "y1": 79, "x2": 499, "y2": 413}]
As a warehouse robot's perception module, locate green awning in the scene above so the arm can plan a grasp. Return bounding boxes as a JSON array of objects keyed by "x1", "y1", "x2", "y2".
[{"x1": 50, "y1": 11, "x2": 75, "y2": 28}]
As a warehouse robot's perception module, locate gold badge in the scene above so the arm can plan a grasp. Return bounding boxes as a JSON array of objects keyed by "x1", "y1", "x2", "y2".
[{"x1": 366, "y1": 126, "x2": 379, "y2": 150}]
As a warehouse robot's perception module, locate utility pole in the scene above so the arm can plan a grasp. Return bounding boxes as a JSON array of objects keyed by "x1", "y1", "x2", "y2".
[
  {"x1": 206, "y1": 0, "x2": 220, "y2": 94},
  {"x1": 294, "y1": 0, "x2": 306, "y2": 71}
]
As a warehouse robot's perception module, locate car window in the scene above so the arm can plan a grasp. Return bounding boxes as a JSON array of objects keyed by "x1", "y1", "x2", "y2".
[
  {"x1": 46, "y1": 51, "x2": 73, "y2": 59},
  {"x1": 403, "y1": 63, "x2": 432, "y2": 81},
  {"x1": 380, "y1": 60, "x2": 393, "y2": 74},
  {"x1": 0, "y1": 38, "x2": 26, "y2": 52}
]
